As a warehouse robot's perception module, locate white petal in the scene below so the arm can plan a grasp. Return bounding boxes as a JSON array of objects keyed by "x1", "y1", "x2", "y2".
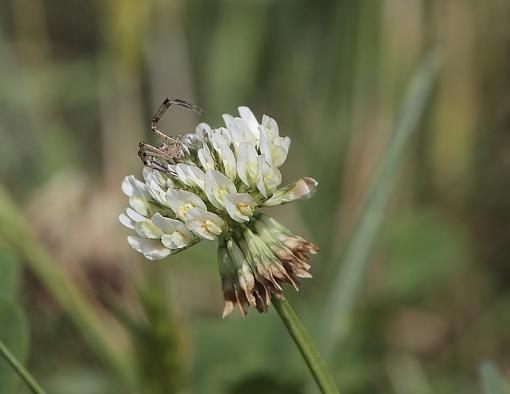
[
  {"x1": 135, "y1": 219, "x2": 163, "y2": 239},
  {"x1": 143, "y1": 167, "x2": 167, "y2": 186},
  {"x1": 129, "y1": 196, "x2": 149, "y2": 216},
  {"x1": 127, "y1": 236, "x2": 170, "y2": 261},
  {"x1": 143, "y1": 167, "x2": 166, "y2": 187},
  {"x1": 271, "y1": 136, "x2": 291, "y2": 167},
  {"x1": 204, "y1": 170, "x2": 237, "y2": 209},
  {"x1": 236, "y1": 142, "x2": 260, "y2": 186},
  {"x1": 188, "y1": 165, "x2": 206, "y2": 190},
  {"x1": 123, "y1": 175, "x2": 150, "y2": 215},
  {"x1": 198, "y1": 145, "x2": 216, "y2": 171},
  {"x1": 121, "y1": 176, "x2": 134, "y2": 196},
  {"x1": 119, "y1": 213, "x2": 135, "y2": 229},
  {"x1": 258, "y1": 126, "x2": 273, "y2": 165},
  {"x1": 126, "y1": 207, "x2": 145, "y2": 222},
  {"x1": 142, "y1": 167, "x2": 152, "y2": 182},
  {"x1": 210, "y1": 132, "x2": 231, "y2": 153},
  {"x1": 234, "y1": 118, "x2": 257, "y2": 146},
  {"x1": 224, "y1": 117, "x2": 256, "y2": 151},
  {"x1": 238, "y1": 106, "x2": 260, "y2": 139},
  {"x1": 262, "y1": 114, "x2": 280, "y2": 138},
  {"x1": 152, "y1": 213, "x2": 194, "y2": 249},
  {"x1": 222, "y1": 114, "x2": 235, "y2": 129},
  {"x1": 227, "y1": 122, "x2": 245, "y2": 150},
  {"x1": 161, "y1": 233, "x2": 191, "y2": 249},
  {"x1": 256, "y1": 157, "x2": 282, "y2": 198},
  {"x1": 175, "y1": 164, "x2": 205, "y2": 190},
  {"x1": 259, "y1": 128, "x2": 290, "y2": 168},
  {"x1": 126, "y1": 175, "x2": 147, "y2": 195},
  {"x1": 217, "y1": 143, "x2": 237, "y2": 180},
  {"x1": 122, "y1": 175, "x2": 148, "y2": 198},
  {"x1": 175, "y1": 164, "x2": 188, "y2": 185},
  {"x1": 223, "y1": 193, "x2": 255, "y2": 222},
  {"x1": 145, "y1": 178, "x2": 167, "y2": 205},
  {"x1": 195, "y1": 122, "x2": 212, "y2": 140},
  {"x1": 186, "y1": 221, "x2": 214, "y2": 240},
  {"x1": 151, "y1": 212, "x2": 183, "y2": 232},
  {"x1": 166, "y1": 189, "x2": 207, "y2": 220},
  {"x1": 185, "y1": 208, "x2": 225, "y2": 240},
  {"x1": 220, "y1": 127, "x2": 233, "y2": 144},
  {"x1": 275, "y1": 136, "x2": 290, "y2": 151}
]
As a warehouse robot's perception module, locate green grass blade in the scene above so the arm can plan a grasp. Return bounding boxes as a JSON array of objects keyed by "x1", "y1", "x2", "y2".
[
  {"x1": 320, "y1": 52, "x2": 441, "y2": 354},
  {"x1": 0, "y1": 185, "x2": 137, "y2": 391},
  {"x1": 0, "y1": 298, "x2": 29, "y2": 394},
  {"x1": 480, "y1": 361, "x2": 510, "y2": 394},
  {"x1": 0, "y1": 339, "x2": 46, "y2": 394}
]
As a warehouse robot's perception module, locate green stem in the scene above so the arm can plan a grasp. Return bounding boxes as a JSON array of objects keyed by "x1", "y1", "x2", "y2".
[
  {"x1": 0, "y1": 340, "x2": 47, "y2": 394},
  {"x1": 272, "y1": 296, "x2": 339, "y2": 394}
]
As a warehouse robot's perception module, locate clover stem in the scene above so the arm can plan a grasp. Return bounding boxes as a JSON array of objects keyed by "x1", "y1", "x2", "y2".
[{"x1": 272, "y1": 296, "x2": 339, "y2": 394}]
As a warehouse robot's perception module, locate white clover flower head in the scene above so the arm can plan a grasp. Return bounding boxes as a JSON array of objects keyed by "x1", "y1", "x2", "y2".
[{"x1": 121, "y1": 99, "x2": 319, "y2": 317}]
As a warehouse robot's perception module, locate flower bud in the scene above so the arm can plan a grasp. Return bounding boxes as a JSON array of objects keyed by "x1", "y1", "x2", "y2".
[{"x1": 263, "y1": 177, "x2": 318, "y2": 206}]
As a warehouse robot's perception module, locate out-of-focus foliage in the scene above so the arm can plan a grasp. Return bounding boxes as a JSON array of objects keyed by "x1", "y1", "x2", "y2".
[{"x1": 0, "y1": 0, "x2": 509, "y2": 393}]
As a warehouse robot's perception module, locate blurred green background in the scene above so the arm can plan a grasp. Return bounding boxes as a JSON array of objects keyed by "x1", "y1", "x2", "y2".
[{"x1": 0, "y1": 0, "x2": 509, "y2": 393}]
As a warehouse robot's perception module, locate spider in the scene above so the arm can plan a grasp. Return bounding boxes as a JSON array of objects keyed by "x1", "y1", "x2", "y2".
[{"x1": 138, "y1": 97, "x2": 203, "y2": 174}]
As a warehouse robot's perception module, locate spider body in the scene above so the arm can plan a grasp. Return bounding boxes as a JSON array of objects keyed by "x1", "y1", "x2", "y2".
[{"x1": 138, "y1": 97, "x2": 203, "y2": 174}]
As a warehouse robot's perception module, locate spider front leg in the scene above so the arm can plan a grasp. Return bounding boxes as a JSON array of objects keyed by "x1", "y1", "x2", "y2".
[
  {"x1": 150, "y1": 97, "x2": 203, "y2": 142},
  {"x1": 138, "y1": 142, "x2": 178, "y2": 176},
  {"x1": 138, "y1": 142, "x2": 173, "y2": 161}
]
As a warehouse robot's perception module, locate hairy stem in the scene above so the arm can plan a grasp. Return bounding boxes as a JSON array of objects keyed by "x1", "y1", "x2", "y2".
[{"x1": 272, "y1": 296, "x2": 339, "y2": 394}]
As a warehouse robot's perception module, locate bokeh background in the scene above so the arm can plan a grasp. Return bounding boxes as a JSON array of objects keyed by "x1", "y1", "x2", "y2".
[{"x1": 0, "y1": 1, "x2": 509, "y2": 393}]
